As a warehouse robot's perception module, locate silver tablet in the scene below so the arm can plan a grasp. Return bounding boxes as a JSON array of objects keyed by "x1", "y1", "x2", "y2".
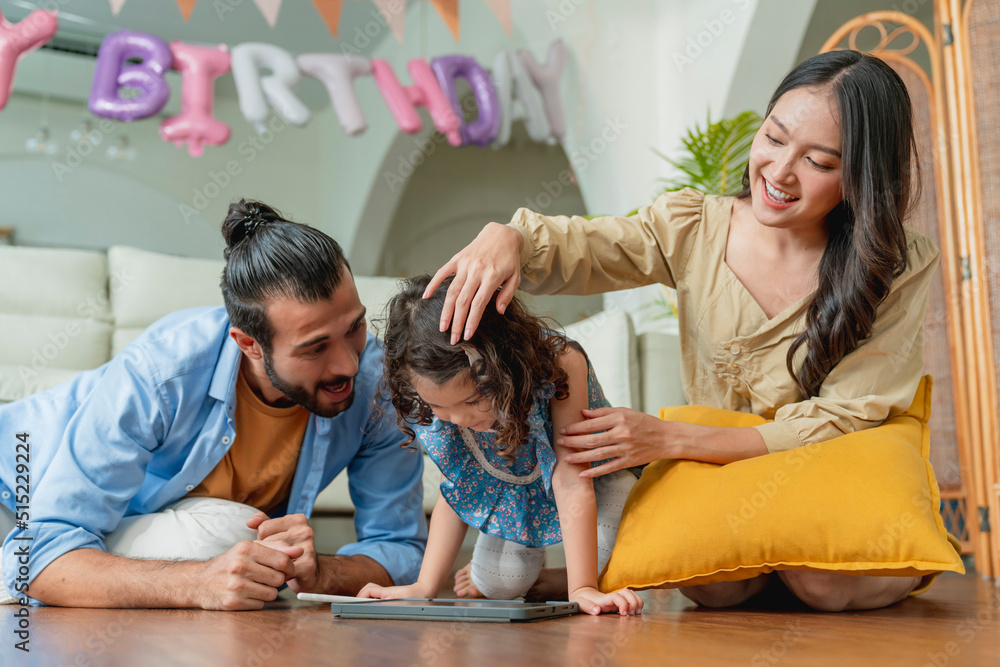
[{"x1": 328, "y1": 598, "x2": 579, "y2": 622}]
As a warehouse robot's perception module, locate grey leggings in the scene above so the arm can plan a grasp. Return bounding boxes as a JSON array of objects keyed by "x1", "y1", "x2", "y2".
[{"x1": 469, "y1": 469, "x2": 637, "y2": 599}]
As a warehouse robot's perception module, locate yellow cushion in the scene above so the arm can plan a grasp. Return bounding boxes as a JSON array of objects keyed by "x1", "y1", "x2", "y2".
[{"x1": 599, "y1": 375, "x2": 965, "y2": 592}]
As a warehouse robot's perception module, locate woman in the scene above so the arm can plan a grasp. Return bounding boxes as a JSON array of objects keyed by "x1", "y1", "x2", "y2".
[{"x1": 425, "y1": 50, "x2": 941, "y2": 611}]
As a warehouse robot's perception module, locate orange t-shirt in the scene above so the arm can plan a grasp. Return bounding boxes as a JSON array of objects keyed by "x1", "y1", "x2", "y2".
[{"x1": 186, "y1": 368, "x2": 309, "y2": 514}]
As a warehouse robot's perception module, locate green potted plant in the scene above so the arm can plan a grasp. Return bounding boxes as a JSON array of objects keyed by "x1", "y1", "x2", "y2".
[{"x1": 631, "y1": 109, "x2": 763, "y2": 332}]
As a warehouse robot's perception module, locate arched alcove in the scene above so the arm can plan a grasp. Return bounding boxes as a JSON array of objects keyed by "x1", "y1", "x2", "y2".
[{"x1": 360, "y1": 122, "x2": 602, "y2": 327}]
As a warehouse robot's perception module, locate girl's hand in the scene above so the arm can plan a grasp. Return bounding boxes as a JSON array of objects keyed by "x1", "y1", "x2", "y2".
[
  {"x1": 357, "y1": 581, "x2": 436, "y2": 600},
  {"x1": 425, "y1": 222, "x2": 524, "y2": 344},
  {"x1": 570, "y1": 586, "x2": 643, "y2": 616},
  {"x1": 557, "y1": 407, "x2": 671, "y2": 477}
]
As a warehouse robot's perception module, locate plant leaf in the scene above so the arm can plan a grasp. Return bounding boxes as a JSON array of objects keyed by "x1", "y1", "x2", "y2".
[{"x1": 658, "y1": 109, "x2": 763, "y2": 196}]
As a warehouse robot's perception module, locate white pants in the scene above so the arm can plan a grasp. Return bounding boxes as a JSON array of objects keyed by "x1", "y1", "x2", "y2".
[
  {"x1": 1, "y1": 497, "x2": 259, "y2": 604},
  {"x1": 469, "y1": 469, "x2": 638, "y2": 599}
]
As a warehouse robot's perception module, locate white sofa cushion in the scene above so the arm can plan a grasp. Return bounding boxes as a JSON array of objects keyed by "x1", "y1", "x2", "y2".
[
  {"x1": 0, "y1": 364, "x2": 81, "y2": 404},
  {"x1": 352, "y1": 276, "x2": 404, "y2": 334},
  {"x1": 0, "y1": 314, "x2": 112, "y2": 371},
  {"x1": 108, "y1": 246, "x2": 227, "y2": 355},
  {"x1": 0, "y1": 245, "x2": 111, "y2": 321},
  {"x1": 563, "y1": 308, "x2": 640, "y2": 410},
  {"x1": 638, "y1": 331, "x2": 685, "y2": 413}
]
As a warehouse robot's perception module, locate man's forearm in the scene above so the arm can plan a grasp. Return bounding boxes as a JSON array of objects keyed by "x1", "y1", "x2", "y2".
[
  {"x1": 28, "y1": 548, "x2": 201, "y2": 608},
  {"x1": 315, "y1": 554, "x2": 393, "y2": 595}
]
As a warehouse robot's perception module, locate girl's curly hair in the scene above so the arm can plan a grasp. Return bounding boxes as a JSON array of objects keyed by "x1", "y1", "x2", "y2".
[{"x1": 380, "y1": 275, "x2": 568, "y2": 457}]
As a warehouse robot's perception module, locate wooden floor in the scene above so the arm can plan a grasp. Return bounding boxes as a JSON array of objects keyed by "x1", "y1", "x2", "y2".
[{"x1": 2, "y1": 573, "x2": 998, "y2": 666}]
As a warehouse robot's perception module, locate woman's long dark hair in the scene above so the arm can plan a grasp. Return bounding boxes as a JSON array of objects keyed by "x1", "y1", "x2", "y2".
[
  {"x1": 380, "y1": 275, "x2": 568, "y2": 456},
  {"x1": 738, "y1": 50, "x2": 919, "y2": 397}
]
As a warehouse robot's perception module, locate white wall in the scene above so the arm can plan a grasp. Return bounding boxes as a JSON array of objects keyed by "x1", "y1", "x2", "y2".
[
  {"x1": 0, "y1": 0, "x2": 824, "y2": 271},
  {"x1": 0, "y1": 80, "x2": 327, "y2": 259}
]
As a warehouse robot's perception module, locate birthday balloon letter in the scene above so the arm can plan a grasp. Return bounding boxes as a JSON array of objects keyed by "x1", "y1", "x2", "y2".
[
  {"x1": 160, "y1": 42, "x2": 231, "y2": 157},
  {"x1": 90, "y1": 31, "x2": 173, "y2": 122}
]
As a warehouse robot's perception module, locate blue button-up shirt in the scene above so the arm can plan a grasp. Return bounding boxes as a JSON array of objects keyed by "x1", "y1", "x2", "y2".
[{"x1": 1, "y1": 307, "x2": 427, "y2": 603}]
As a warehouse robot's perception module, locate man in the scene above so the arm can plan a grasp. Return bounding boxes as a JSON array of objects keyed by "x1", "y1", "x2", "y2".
[{"x1": 0, "y1": 199, "x2": 426, "y2": 609}]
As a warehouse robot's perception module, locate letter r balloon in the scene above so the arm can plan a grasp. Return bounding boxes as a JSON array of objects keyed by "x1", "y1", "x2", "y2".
[{"x1": 231, "y1": 43, "x2": 310, "y2": 133}]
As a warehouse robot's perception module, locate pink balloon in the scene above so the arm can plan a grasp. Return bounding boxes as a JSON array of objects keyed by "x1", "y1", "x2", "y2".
[
  {"x1": 372, "y1": 58, "x2": 461, "y2": 147},
  {"x1": 0, "y1": 8, "x2": 58, "y2": 111},
  {"x1": 89, "y1": 31, "x2": 173, "y2": 122},
  {"x1": 160, "y1": 42, "x2": 231, "y2": 157}
]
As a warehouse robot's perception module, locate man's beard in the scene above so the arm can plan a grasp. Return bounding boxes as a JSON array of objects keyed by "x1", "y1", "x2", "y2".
[{"x1": 262, "y1": 352, "x2": 355, "y2": 418}]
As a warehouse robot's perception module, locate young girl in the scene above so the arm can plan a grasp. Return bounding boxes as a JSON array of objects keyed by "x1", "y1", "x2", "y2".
[{"x1": 357, "y1": 275, "x2": 642, "y2": 616}]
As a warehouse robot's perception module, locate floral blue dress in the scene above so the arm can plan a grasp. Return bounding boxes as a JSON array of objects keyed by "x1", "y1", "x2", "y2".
[{"x1": 415, "y1": 352, "x2": 609, "y2": 548}]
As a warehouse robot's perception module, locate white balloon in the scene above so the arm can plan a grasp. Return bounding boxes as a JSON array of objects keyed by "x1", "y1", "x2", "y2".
[
  {"x1": 518, "y1": 40, "x2": 567, "y2": 143},
  {"x1": 231, "y1": 42, "x2": 310, "y2": 132},
  {"x1": 491, "y1": 50, "x2": 550, "y2": 148},
  {"x1": 297, "y1": 53, "x2": 372, "y2": 136}
]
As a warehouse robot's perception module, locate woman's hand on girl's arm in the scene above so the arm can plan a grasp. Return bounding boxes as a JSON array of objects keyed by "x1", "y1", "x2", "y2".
[
  {"x1": 570, "y1": 586, "x2": 643, "y2": 616},
  {"x1": 558, "y1": 407, "x2": 769, "y2": 474},
  {"x1": 425, "y1": 222, "x2": 525, "y2": 345}
]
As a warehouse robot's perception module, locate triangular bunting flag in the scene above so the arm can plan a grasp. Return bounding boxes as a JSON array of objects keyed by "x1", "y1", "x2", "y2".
[
  {"x1": 310, "y1": 0, "x2": 344, "y2": 37},
  {"x1": 252, "y1": 0, "x2": 283, "y2": 28},
  {"x1": 484, "y1": 0, "x2": 511, "y2": 36},
  {"x1": 176, "y1": 0, "x2": 198, "y2": 21},
  {"x1": 429, "y1": 0, "x2": 460, "y2": 41},
  {"x1": 372, "y1": 0, "x2": 407, "y2": 43},
  {"x1": 109, "y1": 0, "x2": 128, "y2": 15}
]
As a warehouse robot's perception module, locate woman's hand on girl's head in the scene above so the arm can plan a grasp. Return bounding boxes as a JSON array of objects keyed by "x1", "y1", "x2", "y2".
[
  {"x1": 570, "y1": 586, "x2": 643, "y2": 616},
  {"x1": 425, "y1": 222, "x2": 524, "y2": 345},
  {"x1": 357, "y1": 581, "x2": 435, "y2": 600},
  {"x1": 557, "y1": 407, "x2": 671, "y2": 477}
]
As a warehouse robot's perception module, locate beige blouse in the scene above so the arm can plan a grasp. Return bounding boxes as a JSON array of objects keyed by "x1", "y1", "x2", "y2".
[{"x1": 508, "y1": 188, "x2": 941, "y2": 453}]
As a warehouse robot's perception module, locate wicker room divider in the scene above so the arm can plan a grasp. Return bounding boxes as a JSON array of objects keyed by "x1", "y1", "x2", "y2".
[{"x1": 822, "y1": 2, "x2": 1000, "y2": 581}]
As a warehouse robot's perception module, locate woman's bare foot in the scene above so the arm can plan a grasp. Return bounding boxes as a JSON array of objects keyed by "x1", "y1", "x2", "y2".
[
  {"x1": 525, "y1": 568, "x2": 568, "y2": 601},
  {"x1": 453, "y1": 562, "x2": 485, "y2": 598}
]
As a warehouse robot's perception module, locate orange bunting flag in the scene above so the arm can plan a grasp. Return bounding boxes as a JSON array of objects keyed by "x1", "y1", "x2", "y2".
[
  {"x1": 483, "y1": 0, "x2": 511, "y2": 35},
  {"x1": 109, "y1": 0, "x2": 128, "y2": 15},
  {"x1": 429, "y1": 0, "x2": 460, "y2": 41},
  {"x1": 311, "y1": 0, "x2": 344, "y2": 37},
  {"x1": 176, "y1": 0, "x2": 198, "y2": 21}
]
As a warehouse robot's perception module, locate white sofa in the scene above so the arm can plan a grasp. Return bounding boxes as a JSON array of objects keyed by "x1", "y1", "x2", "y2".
[{"x1": 0, "y1": 244, "x2": 684, "y2": 515}]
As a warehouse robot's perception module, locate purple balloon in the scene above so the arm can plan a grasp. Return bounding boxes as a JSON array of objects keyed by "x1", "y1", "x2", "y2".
[
  {"x1": 89, "y1": 31, "x2": 172, "y2": 122},
  {"x1": 431, "y1": 55, "x2": 500, "y2": 147}
]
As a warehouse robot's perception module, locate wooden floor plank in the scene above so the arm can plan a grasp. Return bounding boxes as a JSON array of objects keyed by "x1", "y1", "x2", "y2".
[{"x1": 2, "y1": 573, "x2": 997, "y2": 666}]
